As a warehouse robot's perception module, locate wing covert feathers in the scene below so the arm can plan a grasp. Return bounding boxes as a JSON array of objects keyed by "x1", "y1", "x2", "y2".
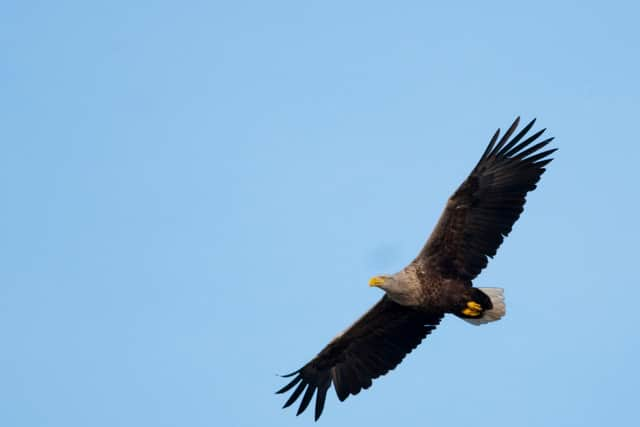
[
  {"x1": 277, "y1": 296, "x2": 443, "y2": 420},
  {"x1": 417, "y1": 117, "x2": 556, "y2": 280}
]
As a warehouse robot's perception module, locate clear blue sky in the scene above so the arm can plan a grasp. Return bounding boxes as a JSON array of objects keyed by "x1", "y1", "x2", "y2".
[{"x1": 1, "y1": 1, "x2": 638, "y2": 426}]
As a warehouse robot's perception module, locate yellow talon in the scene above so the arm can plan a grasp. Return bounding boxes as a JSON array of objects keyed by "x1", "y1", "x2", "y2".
[
  {"x1": 462, "y1": 301, "x2": 483, "y2": 317},
  {"x1": 467, "y1": 301, "x2": 482, "y2": 311}
]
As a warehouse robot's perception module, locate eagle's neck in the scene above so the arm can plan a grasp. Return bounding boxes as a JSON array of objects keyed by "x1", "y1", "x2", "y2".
[{"x1": 385, "y1": 267, "x2": 424, "y2": 307}]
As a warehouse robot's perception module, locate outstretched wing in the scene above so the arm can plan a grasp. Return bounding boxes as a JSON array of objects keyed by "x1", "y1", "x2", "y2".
[
  {"x1": 276, "y1": 296, "x2": 442, "y2": 420},
  {"x1": 415, "y1": 117, "x2": 556, "y2": 280}
]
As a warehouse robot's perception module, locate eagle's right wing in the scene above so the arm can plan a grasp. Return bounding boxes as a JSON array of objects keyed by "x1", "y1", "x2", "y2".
[
  {"x1": 276, "y1": 296, "x2": 443, "y2": 420},
  {"x1": 415, "y1": 117, "x2": 556, "y2": 281}
]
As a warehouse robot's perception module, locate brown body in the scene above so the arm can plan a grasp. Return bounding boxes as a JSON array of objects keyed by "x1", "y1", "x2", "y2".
[
  {"x1": 411, "y1": 264, "x2": 488, "y2": 313},
  {"x1": 377, "y1": 262, "x2": 489, "y2": 316}
]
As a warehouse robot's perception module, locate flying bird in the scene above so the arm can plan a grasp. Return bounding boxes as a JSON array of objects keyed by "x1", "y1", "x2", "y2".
[{"x1": 277, "y1": 117, "x2": 556, "y2": 420}]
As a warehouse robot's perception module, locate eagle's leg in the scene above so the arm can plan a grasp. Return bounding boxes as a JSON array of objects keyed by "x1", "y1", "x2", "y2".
[
  {"x1": 462, "y1": 301, "x2": 483, "y2": 317},
  {"x1": 454, "y1": 288, "x2": 492, "y2": 318}
]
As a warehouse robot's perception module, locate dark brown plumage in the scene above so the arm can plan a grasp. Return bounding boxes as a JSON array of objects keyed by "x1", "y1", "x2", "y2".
[
  {"x1": 277, "y1": 117, "x2": 555, "y2": 420},
  {"x1": 417, "y1": 118, "x2": 555, "y2": 280},
  {"x1": 277, "y1": 297, "x2": 442, "y2": 420}
]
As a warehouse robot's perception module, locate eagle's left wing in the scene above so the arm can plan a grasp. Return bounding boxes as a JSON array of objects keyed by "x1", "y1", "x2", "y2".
[{"x1": 277, "y1": 296, "x2": 443, "y2": 420}]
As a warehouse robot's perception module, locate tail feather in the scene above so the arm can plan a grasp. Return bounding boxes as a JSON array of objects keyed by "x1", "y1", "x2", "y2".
[{"x1": 464, "y1": 287, "x2": 506, "y2": 326}]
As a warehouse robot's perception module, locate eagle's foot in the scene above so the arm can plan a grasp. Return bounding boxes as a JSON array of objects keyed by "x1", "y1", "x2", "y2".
[{"x1": 462, "y1": 301, "x2": 483, "y2": 317}]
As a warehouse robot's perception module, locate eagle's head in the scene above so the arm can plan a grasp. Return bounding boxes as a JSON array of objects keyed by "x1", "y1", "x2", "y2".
[
  {"x1": 368, "y1": 272, "x2": 419, "y2": 306},
  {"x1": 369, "y1": 274, "x2": 406, "y2": 296},
  {"x1": 368, "y1": 275, "x2": 393, "y2": 289}
]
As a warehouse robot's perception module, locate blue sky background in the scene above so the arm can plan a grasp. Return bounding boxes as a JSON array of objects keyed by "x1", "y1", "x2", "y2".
[{"x1": 1, "y1": 1, "x2": 638, "y2": 426}]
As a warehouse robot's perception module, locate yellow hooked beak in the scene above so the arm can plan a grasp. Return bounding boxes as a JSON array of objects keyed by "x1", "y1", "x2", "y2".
[{"x1": 368, "y1": 276, "x2": 385, "y2": 287}]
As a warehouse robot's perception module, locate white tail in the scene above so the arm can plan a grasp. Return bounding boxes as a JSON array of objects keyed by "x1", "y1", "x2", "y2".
[{"x1": 464, "y1": 287, "x2": 506, "y2": 326}]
